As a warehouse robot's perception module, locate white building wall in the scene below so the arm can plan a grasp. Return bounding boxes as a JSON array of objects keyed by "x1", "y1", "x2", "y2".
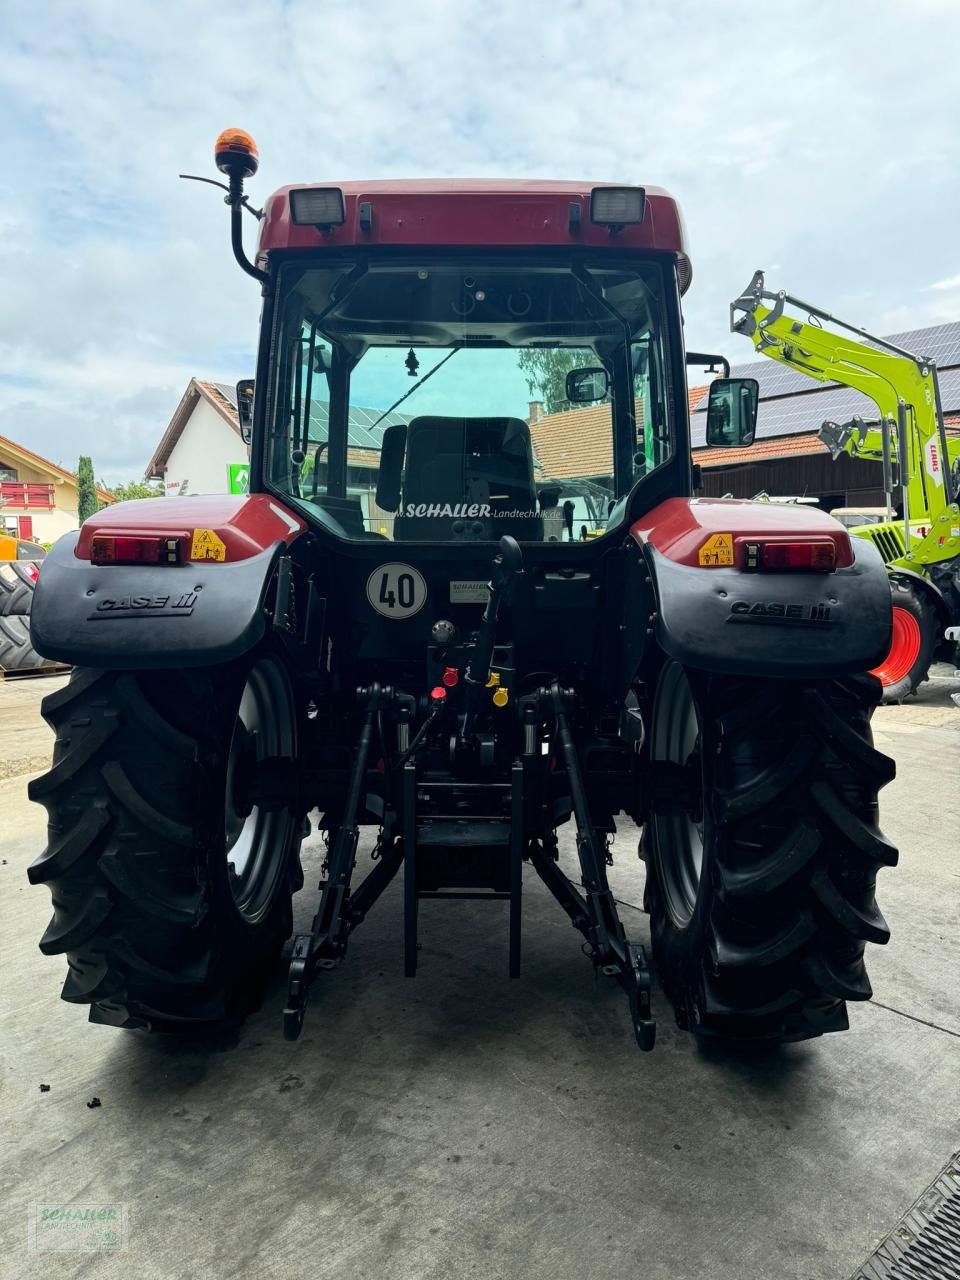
[
  {"x1": 26, "y1": 507, "x2": 80, "y2": 543},
  {"x1": 163, "y1": 399, "x2": 247, "y2": 496}
]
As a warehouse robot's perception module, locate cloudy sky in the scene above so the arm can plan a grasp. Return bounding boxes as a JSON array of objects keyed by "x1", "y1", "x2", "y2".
[{"x1": 2, "y1": 0, "x2": 959, "y2": 484}]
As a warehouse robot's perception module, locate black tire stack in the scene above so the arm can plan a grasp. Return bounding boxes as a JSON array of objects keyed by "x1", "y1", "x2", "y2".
[{"x1": 0, "y1": 561, "x2": 55, "y2": 673}]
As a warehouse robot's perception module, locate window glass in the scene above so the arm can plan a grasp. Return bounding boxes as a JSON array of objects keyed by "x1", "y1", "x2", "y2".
[{"x1": 267, "y1": 259, "x2": 672, "y2": 543}]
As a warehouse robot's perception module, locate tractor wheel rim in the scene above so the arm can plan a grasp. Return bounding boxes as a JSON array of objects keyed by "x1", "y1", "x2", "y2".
[
  {"x1": 224, "y1": 657, "x2": 296, "y2": 922},
  {"x1": 870, "y1": 606, "x2": 921, "y2": 687},
  {"x1": 651, "y1": 663, "x2": 704, "y2": 929}
]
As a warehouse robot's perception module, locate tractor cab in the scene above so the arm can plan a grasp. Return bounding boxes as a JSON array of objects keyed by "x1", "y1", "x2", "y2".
[{"x1": 262, "y1": 253, "x2": 678, "y2": 550}]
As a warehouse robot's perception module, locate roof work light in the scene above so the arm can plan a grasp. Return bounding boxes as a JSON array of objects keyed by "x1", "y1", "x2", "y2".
[
  {"x1": 590, "y1": 186, "x2": 646, "y2": 228},
  {"x1": 289, "y1": 188, "x2": 346, "y2": 229},
  {"x1": 214, "y1": 128, "x2": 259, "y2": 179}
]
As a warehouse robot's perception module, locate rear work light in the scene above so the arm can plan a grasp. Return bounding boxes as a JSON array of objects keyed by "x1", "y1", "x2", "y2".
[
  {"x1": 90, "y1": 535, "x2": 181, "y2": 566},
  {"x1": 744, "y1": 540, "x2": 837, "y2": 572},
  {"x1": 590, "y1": 186, "x2": 646, "y2": 228},
  {"x1": 289, "y1": 187, "x2": 346, "y2": 229}
]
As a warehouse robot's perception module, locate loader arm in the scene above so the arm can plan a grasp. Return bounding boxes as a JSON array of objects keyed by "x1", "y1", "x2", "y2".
[{"x1": 730, "y1": 271, "x2": 960, "y2": 571}]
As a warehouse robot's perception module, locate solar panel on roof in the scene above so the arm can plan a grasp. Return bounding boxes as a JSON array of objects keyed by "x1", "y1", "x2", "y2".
[
  {"x1": 212, "y1": 381, "x2": 239, "y2": 408},
  {"x1": 726, "y1": 320, "x2": 960, "y2": 402},
  {"x1": 882, "y1": 322, "x2": 960, "y2": 369},
  {"x1": 300, "y1": 402, "x2": 412, "y2": 447}
]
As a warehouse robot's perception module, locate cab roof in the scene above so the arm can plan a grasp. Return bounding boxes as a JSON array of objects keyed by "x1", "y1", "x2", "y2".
[{"x1": 257, "y1": 179, "x2": 690, "y2": 289}]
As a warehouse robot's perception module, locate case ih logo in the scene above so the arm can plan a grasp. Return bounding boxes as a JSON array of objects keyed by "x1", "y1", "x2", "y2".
[
  {"x1": 88, "y1": 592, "x2": 198, "y2": 620},
  {"x1": 727, "y1": 600, "x2": 834, "y2": 626}
]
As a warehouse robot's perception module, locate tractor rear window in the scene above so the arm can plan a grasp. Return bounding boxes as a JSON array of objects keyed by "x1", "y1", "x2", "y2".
[{"x1": 266, "y1": 257, "x2": 674, "y2": 542}]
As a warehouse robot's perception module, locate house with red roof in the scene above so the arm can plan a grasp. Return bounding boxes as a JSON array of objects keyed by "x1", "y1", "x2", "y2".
[
  {"x1": 0, "y1": 437, "x2": 113, "y2": 544},
  {"x1": 529, "y1": 319, "x2": 960, "y2": 512}
]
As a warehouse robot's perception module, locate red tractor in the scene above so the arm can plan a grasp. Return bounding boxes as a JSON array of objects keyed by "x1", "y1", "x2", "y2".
[{"x1": 28, "y1": 130, "x2": 897, "y2": 1049}]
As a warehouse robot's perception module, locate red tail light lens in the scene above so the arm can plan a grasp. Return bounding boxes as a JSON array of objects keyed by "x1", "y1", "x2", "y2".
[
  {"x1": 90, "y1": 535, "x2": 180, "y2": 565},
  {"x1": 755, "y1": 540, "x2": 836, "y2": 572}
]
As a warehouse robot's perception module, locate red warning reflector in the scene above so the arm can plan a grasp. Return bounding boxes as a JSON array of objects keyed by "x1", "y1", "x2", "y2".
[
  {"x1": 758, "y1": 540, "x2": 836, "y2": 572},
  {"x1": 90, "y1": 535, "x2": 180, "y2": 566},
  {"x1": 442, "y1": 666, "x2": 460, "y2": 688}
]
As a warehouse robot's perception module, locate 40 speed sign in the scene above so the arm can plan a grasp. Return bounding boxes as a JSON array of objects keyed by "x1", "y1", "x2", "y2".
[{"x1": 366, "y1": 563, "x2": 428, "y2": 619}]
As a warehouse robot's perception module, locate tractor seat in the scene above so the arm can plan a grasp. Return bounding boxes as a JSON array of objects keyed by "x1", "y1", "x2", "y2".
[{"x1": 376, "y1": 416, "x2": 542, "y2": 542}]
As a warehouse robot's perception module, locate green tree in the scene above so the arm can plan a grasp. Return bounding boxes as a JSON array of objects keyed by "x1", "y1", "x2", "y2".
[
  {"x1": 108, "y1": 479, "x2": 164, "y2": 503},
  {"x1": 517, "y1": 349, "x2": 585, "y2": 415},
  {"x1": 76, "y1": 455, "x2": 99, "y2": 523}
]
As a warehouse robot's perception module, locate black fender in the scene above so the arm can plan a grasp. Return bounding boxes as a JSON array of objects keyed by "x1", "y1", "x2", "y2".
[
  {"x1": 645, "y1": 538, "x2": 892, "y2": 677},
  {"x1": 30, "y1": 531, "x2": 284, "y2": 669}
]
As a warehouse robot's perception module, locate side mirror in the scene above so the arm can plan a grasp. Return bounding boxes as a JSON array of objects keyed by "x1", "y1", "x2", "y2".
[
  {"x1": 236, "y1": 378, "x2": 255, "y2": 445},
  {"x1": 565, "y1": 367, "x2": 609, "y2": 404},
  {"x1": 705, "y1": 377, "x2": 759, "y2": 448}
]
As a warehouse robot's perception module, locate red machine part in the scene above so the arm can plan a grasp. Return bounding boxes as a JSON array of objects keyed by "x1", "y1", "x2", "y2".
[
  {"x1": 870, "y1": 607, "x2": 922, "y2": 685},
  {"x1": 258, "y1": 179, "x2": 688, "y2": 267},
  {"x1": 630, "y1": 498, "x2": 854, "y2": 570},
  {"x1": 75, "y1": 494, "x2": 306, "y2": 563}
]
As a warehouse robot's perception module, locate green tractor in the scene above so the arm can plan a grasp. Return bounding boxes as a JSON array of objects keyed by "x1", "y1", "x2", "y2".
[{"x1": 732, "y1": 271, "x2": 960, "y2": 702}]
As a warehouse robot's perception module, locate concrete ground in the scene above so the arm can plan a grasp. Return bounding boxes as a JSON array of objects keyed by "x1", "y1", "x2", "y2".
[{"x1": 1, "y1": 668, "x2": 958, "y2": 1280}]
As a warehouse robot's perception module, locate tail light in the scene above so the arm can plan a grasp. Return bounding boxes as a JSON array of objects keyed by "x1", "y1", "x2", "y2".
[
  {"x1": 90, "y1": 535, "x2": 181, "y2": 566},
  {"x1": 744, "y1": 540, "x2": 837, "y2": 572}
]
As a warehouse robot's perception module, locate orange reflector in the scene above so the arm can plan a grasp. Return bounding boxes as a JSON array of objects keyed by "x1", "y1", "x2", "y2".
[
  {"x1": 757, "y1": 540, "x2": 836, "y2": 572},
  {"x1": 90, "y1": 535, "x2": 180, "y2": 566}
]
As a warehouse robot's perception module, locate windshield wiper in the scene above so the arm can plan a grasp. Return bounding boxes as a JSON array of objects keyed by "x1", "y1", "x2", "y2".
[{"x1": 368, "y1": 348, "x2": 459, "y2": 432}]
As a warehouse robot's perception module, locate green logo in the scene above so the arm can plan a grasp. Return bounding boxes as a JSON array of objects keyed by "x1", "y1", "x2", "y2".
[
  {"x1": 34, "y1": 1204, "x2": 125, "y2": 1252},
  {"x1": 227, "y1": 463, "x2": 250, "y2": 495}
]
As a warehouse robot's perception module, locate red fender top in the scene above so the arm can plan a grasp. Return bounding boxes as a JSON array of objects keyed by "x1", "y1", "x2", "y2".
[
  {"x1": 631, "y1": 498, "x2": 854, "y2": 569},
  {"x1": 75, "y1": 494, "x2": 306, "y2": 562}
]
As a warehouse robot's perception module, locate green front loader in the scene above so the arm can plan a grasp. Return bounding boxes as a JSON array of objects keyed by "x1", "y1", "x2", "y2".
[{"x1": 731, "y1": 271, "x2": 960, "y2": 701}]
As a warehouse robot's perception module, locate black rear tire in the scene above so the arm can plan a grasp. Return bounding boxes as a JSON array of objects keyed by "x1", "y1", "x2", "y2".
[
  {"x1": 28, "y1": 653, "x2": 305, "y2": 1031},
  {"x1": 643, "y1": 665, "x2": 897, "y2": 1043},
  {"x1": 873, "y1": 579, "x2": 938, "y2": 704}
]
